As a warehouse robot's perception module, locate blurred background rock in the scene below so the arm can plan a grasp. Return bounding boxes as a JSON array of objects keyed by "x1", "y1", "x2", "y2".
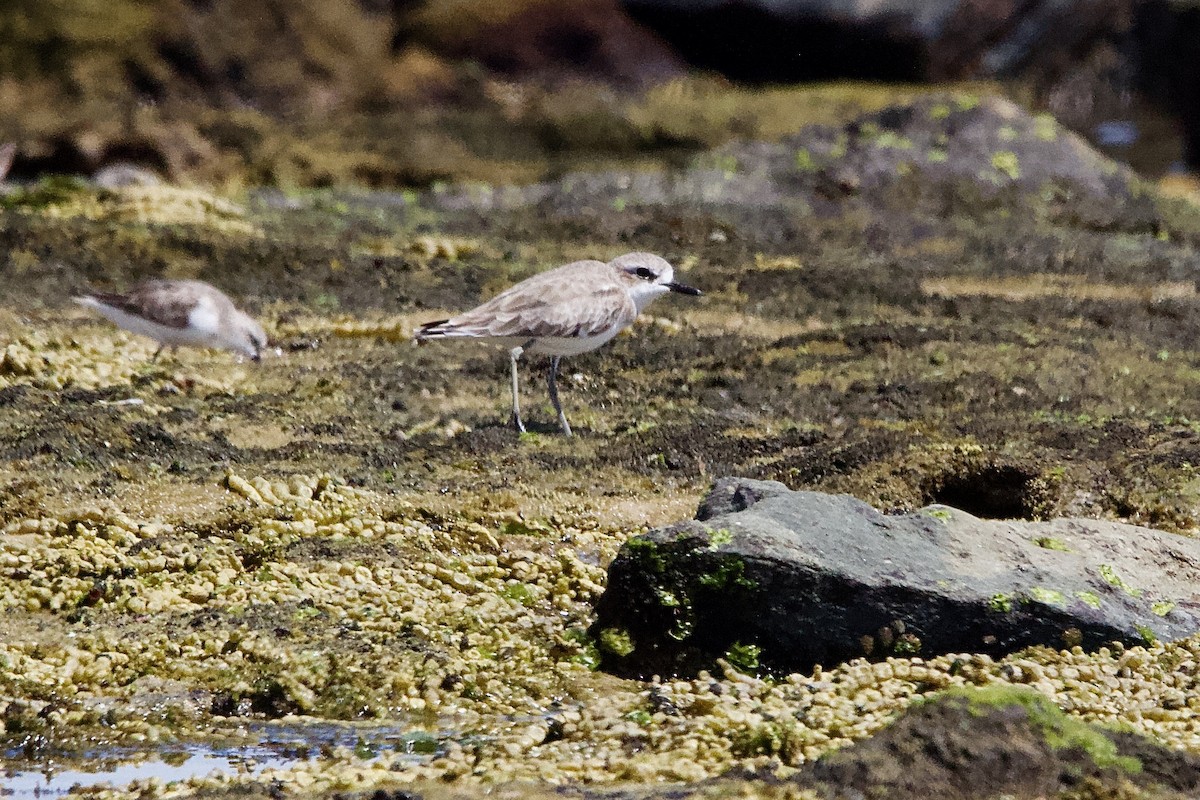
[{"x1": 0, "y1": 0, "x2": 1195, "y2": 189}]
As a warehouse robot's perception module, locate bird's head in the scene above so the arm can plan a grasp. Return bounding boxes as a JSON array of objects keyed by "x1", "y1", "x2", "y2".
[
  {"x1": 232, "y1": 313, "x2": 269, "y2": 361},
  {"x1": 611, "y1": 252, "x2": 701, "y2": 312}
]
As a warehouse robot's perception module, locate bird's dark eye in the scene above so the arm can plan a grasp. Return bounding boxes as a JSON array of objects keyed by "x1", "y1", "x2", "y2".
[{"x1": 635, "y1": 267, "x2": 654, "y2": 280}]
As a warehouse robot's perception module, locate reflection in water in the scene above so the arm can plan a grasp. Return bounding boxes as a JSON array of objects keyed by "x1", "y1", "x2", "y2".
[
  {"x1": 6, "y1": 747, "x2": 285, "y2": 798},
  {"x1": 3, "y1": 723, "x2": 440, "y2": 798}
]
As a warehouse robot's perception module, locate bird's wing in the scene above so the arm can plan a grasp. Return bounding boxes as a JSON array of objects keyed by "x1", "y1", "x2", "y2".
[
  {"x1": 421, "y1": 261, "x2": 637, "y2": 340},
  {"x1": 478, "y1": 283, "x2": 637, "y2": 339},
  {"x1": 85, "y1": 281, "x2": 201, "y2": 330}
]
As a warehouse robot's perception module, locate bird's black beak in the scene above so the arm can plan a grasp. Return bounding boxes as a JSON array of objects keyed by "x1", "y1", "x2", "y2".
[
  {"x1": 667, "y1": 282, "x2": 702, "y2": 296},
  {"x1": 251, "y1": 350, "x2": 262, "y2": 362}
]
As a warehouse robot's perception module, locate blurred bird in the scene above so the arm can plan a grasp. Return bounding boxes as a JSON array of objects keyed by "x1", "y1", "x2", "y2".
[{"x1": 75, "y1": 279, "x2": 268, "y2": 362}]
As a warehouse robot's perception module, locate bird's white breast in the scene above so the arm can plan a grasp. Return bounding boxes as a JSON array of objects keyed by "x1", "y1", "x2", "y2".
[
  {"x1": 526, "y1": 327, "x2": 626, "y2": 356},
  {"x1": 188, "y1": 296, "x2": 223, "y2": 339},
  {"x1": 627, "y1": 282, "x2": 671, "y2": 314}
]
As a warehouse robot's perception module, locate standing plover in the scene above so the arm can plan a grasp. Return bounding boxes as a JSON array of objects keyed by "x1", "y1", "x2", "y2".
[
  {"x1": 416, "y1": 252, "x2": 701, "y2": 435},
  {"x1": 75, "y1": 279, "x2": 268, "y2": 362}
]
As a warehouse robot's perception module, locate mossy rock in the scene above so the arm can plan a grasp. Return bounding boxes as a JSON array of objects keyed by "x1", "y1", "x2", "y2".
[
  {"x1": 800, "y1": 685, "x2": 1200, "y2": 799},
  {"x1": 594, "y1": 478, "x2": 1200, "y2": 677}
]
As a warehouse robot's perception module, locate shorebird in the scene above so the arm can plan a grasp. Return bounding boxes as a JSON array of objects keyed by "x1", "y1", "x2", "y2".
[
  {"x1": 75, "y1": 279, "x2": 268, "y2": 362},
  {"x1": 416, "y1": 252, "x2": 701, "y2": 435}
]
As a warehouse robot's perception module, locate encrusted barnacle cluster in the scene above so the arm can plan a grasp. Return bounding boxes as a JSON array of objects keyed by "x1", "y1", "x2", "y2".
[
  {"x1": 0, "y1": 330, "x2": 153, "y2": 390},
  {"x1": 8, "y1": 470, "x2": 1200, "y2": 797}
]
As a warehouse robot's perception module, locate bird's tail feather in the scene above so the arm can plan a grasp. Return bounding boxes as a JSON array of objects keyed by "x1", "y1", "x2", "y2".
[
  {"x1": 75, "y1": 292, "x2": 127, "y2": 309},
  {"x1": 414, "y1": 319, "x2": 452, "y2": 342}
]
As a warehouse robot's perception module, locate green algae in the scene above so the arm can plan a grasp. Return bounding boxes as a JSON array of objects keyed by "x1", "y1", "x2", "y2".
[
  {"x1": 500, "y1": 582, "x2": 535, "y2": 605},
  {"x1": 599, "y1": 627, "x2": 636, "y2": 657},
  {"x1": 731, "y1": 719, "x2": 804, "y2": 761},
  {"x1": 989, "y1": 593, "x2": 1014, "y2": 613},
  {"x1": 696, "y1": 557, "x2": 757, "y2": 592},
  {"x1": 1028, "y1": 587, "x2": 1068, "y2": 607},
  {"x1": 625, "y1": 538, "x2": 667, "y2": 574},
  {"x1": 1099, "y1": 564, "x2": 1143, "y2": 598},
  {"x1": 1033, "y1": 114, "x2": 1059, "y2": 142},
  {"x1": 873, "y1": 131, "x2": 914, "y2": 150},
  {"x1": 707, "y1": 528, "x2": 734, "y2": 548},
  {"x1": 794, "y1": 149, "x2": 818, "y2": 172},
  {"x1": 0, "y1": 176, "x2": 94, "y2": 211},
  {"x1": 725, "y1": 642, "x2": 762, "y2": 673},
  {"x1": 1151, "y1": 601, "x2": 1176, "y2": 617},
  {"x1": 1032, "y1": 536, "x2": 1071, "y2": 552},
  {"x1": 991, "y1": 151, "x2": 1021, "y2": 180},
  {"x1": 923, "y1": 507, "x2": 954, "y2": 523},
  {"x1": 623, "y1": 709, "x2": 653, "y2": 729},
  {"x1": 929, "y1": 103, "x2": 952, "y2": 121},
  {"x1": 564, "y1": 628, "x2": 602, "y2": 671}
]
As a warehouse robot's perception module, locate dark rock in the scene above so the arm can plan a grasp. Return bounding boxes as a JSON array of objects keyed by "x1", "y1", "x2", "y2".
[
  {"x1": 592, "y1": 477, "x2": 1200, "y2": 677},
  {"x1": 929, "y1": 0, "x2": 1129, "y2": 82},
  {"x1": 624, "y1": 0, "x2": 1129, "y2": 84},
  {"x1": 756, "y1": 94, "x2": 1143, "y2": 205},
  {"x1": 624, "y1": 0, "x2": 1200, "y2": 174},
  {"x1": 796, "y1": 685, "x2": 1200, "y2": 800},
  {"x1": 411, "y1": 0, "x2": 685, "y2": 86},
  {"x1": 695, "y1": 478, "x2": 776, "y2": 519},
  {"x1": 0, "y1": 385, "x2": 28, "y2": 406},
  {"x1": 435, "y1": 95, "x2": 1156, "y2": 233},
  {"x1": 1133, "y1": 1, "x2": 1200, "y2": 169},
  {"x1": 625, "y1": 0, "x2": 926, "y2": 83}
]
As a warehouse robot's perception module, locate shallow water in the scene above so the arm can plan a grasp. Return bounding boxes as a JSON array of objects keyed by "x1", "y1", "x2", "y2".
[
  {"x1": 2, "y1": 723, "x2": 439, "y2": 797},
  {"x1": 5, "y1": 747, "x2": 283, "y2": 797}
]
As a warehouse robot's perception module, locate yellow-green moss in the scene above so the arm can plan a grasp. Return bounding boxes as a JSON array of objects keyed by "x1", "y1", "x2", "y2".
[
  {"x1": 1028, "y1": 587, "x2": 1067, "y2": 607},
  {"x1": 598, "y1": 627, "x2": 636, "y2": 657},
  {"x1": 989, "y1": 593, "x2": 1014, "y2": 613},
  {"x1": 991, "y1": 151, "x2": 1021, "y2": 181},
  {"x1": 932, "y1": 686, "x2": 1142, "y2": 773},
  {"x1": 725, "y1": 642, "x2": 762, "y2": 673},
  {"x1": 1098, "y1": 564, "x2": 1142, "y2": 598},
  {"x1": 1151, "y1": 601, "x2": 1176, "y2": 617}
]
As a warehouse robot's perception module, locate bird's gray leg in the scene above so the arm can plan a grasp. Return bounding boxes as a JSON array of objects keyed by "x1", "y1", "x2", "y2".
[
  {"x1": 151, "y1": 345, "x2": 164, "y2": 363},
  {"x1": 510, "y1": 340, "x2": 535, "y2": 433},
  {"x1": 547, "y1": 355, "x2": 572, "y2": 436}
]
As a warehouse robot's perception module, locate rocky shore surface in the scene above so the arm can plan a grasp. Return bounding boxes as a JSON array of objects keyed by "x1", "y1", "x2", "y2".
[{"x1": 6, "y1": 93, "x2": 1200, "y2": 798}]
